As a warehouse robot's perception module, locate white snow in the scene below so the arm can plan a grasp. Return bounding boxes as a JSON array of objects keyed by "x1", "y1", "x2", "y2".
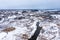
[
  {"x1": 0, "y1": 32, "x2": 7, "y2": 40},
  {"x1": 0, "y1": 10, "x2": 60, "y2": 40}
]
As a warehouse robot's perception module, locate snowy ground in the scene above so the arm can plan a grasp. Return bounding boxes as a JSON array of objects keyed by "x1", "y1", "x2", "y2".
[{"x1": 0, "y1": 10, "x2": 60, "y2": 40}]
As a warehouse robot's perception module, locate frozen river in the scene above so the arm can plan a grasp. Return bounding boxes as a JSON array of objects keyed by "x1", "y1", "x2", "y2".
[{"x1": 0, "y1": 9, "x2": 60, "y2": 40}]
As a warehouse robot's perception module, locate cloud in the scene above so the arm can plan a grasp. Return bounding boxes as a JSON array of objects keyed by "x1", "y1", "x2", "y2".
[{"x1": 0, "y1": 0, "x2": 60, "y2": 9}]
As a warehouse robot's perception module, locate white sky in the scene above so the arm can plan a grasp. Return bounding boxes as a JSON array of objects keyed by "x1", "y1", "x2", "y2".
[{"x1": 0, "y1": 0, "x2": 60, "y2": 9}]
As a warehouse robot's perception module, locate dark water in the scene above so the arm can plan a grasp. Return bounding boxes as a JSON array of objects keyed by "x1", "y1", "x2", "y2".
[{"x1": 28, "y1": 22, "x2": 42, "y2": 40}]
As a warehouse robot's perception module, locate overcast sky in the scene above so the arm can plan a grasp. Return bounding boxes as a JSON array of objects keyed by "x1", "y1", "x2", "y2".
[{"x1": 0, "y1": 0, "x2": 60, "y2": 9}]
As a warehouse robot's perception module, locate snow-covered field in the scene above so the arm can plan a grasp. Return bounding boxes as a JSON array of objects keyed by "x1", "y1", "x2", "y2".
[{"x1": 0, "y1": 10, "x2": 60, "y2": 40}]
